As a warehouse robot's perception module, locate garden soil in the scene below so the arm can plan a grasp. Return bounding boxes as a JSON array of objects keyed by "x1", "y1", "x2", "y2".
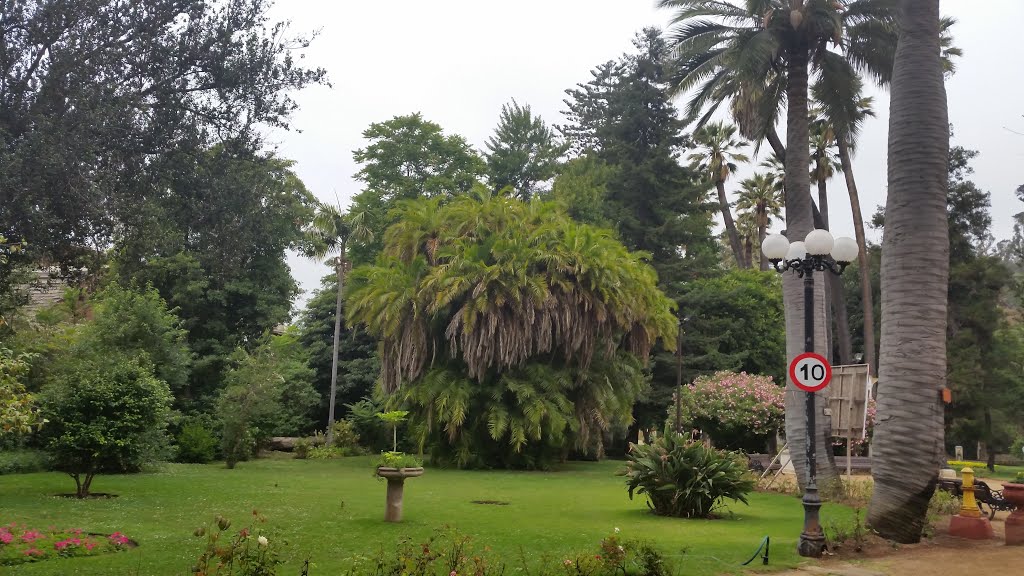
[{"x1": 766, "y1": 478, "x2": 1021, "y2": 576}]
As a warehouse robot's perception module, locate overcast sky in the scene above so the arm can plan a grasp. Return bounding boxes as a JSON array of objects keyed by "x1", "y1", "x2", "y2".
[{"x1": 268, "y1": 0, "x2": 1024, "y2": 310}]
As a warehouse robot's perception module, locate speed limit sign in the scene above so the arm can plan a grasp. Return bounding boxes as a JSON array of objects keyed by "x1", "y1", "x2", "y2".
[{"x1": 789, "y1": 352, "x2": 832, "y2": 392}]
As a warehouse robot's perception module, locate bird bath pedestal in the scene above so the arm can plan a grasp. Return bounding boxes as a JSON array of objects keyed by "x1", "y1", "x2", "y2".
[
  {"x1": 376, "y1": 467, "x2": 424, "y2": 522},
  {"x1": 1003, "y1": 483, "x2": 1024, "y2": 546}
]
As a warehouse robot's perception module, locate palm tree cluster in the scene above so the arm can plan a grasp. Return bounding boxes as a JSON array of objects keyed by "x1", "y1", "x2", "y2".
[{"x1": 344, "y1": 191, "x2": 678, "y2": 467}]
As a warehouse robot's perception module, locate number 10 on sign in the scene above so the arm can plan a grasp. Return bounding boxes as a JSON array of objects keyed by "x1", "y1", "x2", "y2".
[{"x1": 789, "y1": 352, "x2": 832, "y2": 392}]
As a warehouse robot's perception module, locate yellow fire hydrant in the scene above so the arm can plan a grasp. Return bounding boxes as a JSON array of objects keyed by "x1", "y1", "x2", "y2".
[{"x1": 959, "y1": 467, "x2": 980, "y2": 518}]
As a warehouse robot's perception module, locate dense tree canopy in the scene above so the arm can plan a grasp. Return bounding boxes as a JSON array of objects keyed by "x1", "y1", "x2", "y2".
[
  {"x1": 485, "y1": 100, "x2": 565, "y2": 200},
  {"x1": 0, "y1": 0, "x2": 325, "y2": 266},
  {"x1": 346, "y1": 192, "x2": 677, "y2": 467}
]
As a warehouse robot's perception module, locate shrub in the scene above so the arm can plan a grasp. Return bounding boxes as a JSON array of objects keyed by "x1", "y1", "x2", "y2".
[
  {"x1": 1016, "y1": 471, "x2": 1024, "y2": 483},
  {"x1": 330, "y1": 419, "x2": 361, "y2": 453},
  {"x1": 667, "y1": 371, "x2": 783, "y2": 452},
  {"x1": 1, "y1": 346, "x2": 45, "y2": 437},
  {"x1": 293, "y1": 437, "x2": 311, "y2": 460},
  {"x1": 621, "y1": 432, "x2": 754, "y2": 518},
  {"x1": 176, "y1": 419, "x2": 218, "y2": 464},
  {"x1": 0, "y1": 449, "x2": 48, "y2": 475},
  {"x1": 40, "y1": 354, "x2": 172, "y2": 497},
  {"x1": 307, "y1": 445, "x2": 343, "y2": 460}
]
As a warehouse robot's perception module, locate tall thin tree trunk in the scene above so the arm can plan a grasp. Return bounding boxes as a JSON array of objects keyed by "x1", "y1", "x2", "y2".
[
  {"x1": 838, "y1": 139, "x2": 877, "y2": 374},
  {"x1": 867, "y1": 0, "x2": 950, "y2": 543},
  {"x1": 326, "y1": 252, "x2": 346, "y2": 446},
  {"x1": 783, "y1": 48, "x2": 839, "y2": 492},
  {"x1": 817, "y1": 174, "x2": 852, "y2": 364},
  {"x1": 717, "y1": 180, "x2": 747, "y2": 268},
  {"x1": 758, "y1": 215, "x2": 769, "y2": 271}
]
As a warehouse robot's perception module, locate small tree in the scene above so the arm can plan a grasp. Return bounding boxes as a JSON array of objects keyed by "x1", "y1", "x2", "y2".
[{"x1": 41, "y1": 355, "x2": 172, "y2": 497}]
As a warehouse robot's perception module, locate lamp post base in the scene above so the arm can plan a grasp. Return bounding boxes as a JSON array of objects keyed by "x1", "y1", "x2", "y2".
[{"x1": 798, "y1": 484, "x2": 826, "y2": 557}]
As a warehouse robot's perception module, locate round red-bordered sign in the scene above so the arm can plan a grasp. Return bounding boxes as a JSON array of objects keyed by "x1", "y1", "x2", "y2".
[{"x1": 789, "y1": 352, "x2": 832, "y2": 392}]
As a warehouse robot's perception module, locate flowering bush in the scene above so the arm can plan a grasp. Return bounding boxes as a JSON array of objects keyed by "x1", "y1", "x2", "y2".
[
  {"x1": 190, "y1": 510, "x2": 280, "y2": 576},
  {"x1": 0, "y1": 523, "x2": 132, "y2": 565},
  {"x1": 668, "y1": 371, "x2": 784, "y2": 451}
]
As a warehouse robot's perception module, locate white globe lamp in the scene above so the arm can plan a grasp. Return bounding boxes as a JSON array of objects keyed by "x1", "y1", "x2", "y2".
[
  {"x1": 831, "y1": 236, "x2": 859, "y2": 263},
  {"x1": 761, "y1": 234, "x2": 790, "y2": 261},
  {"x1": 804, "y1": 229, "x2": 834, "y2": 256},
  {"x1": 785, "y1": 241, "x2": 807, "y2": 261}
]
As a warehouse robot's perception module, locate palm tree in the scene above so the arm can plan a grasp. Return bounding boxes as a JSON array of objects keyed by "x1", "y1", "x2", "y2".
[
  {"x1": 305, "y1": 201, "x2": 372, "y2": 446},
  {"x1": 735, "y1": 173, "x2": 783, "y2": 271},
  {"x1": 688, "y1": 121, "x2": 750, "y2": 268},
  {"x1": 660, "y1": 0, "x2": 897, "y2": 489},
  {"x1": 866, "y1": 0, "x2": 950, "y2": 544}
]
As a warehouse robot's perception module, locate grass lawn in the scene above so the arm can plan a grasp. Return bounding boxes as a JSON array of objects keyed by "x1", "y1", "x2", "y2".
[
  {"x1": 948, "y1": 460, "x2": 1024, "y2": 482},
  {"x1": 0, "y1": 456, "x2": 854, "y2": 575}
]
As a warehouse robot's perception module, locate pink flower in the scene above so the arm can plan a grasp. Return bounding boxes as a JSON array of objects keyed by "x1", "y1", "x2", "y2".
[
  {"x1": 85, "y1": 542, "x2": 96, "y2": 551},
  {"x1": 450, "y1": 571, "x2": 457, "y2": 576}
]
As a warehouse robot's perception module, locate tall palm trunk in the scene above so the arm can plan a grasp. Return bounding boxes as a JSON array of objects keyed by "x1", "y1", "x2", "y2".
[
  {"x1": 717, "y1": 180, "x2": 747, "y2": 268},
  {"x1": 325, "y1": 249, "x2": 347, "y2": 446},
  {"x1": 867, "y1": 0, "x2": 949, "y2": 543},
  {"x1": 837, "y1": 139, "x2": 877, "y2": 373},
  {"x1": 783, "y1": 48, "x2": 839, "y2": 491},
  {"x1": 758, "y1": 213, "x2": 769, "y2": 271},
  {"x1": 816, "y1": 172, "x2": 853, "y2": 364}
]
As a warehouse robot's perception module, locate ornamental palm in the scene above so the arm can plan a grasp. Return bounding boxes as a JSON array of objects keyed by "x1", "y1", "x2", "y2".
[
  {"x1": 660, "y1": 0, "x2": 898, "y2": 489},
  {"x1": 867, "y1": 0, "x2": 950, "y2": 544},
  {"x1": 304, "y1": 201, "x2": 372, "y2": 445},
  {"x1": 688, "y1": 121, "x2": 749, "y2": 269},
  {"x1": 736, "y1": 173, "x2": 783, "y2": 271}
]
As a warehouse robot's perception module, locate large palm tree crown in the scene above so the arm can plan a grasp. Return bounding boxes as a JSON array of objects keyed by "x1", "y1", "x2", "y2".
[
  {"x1": 736, "y1": 173, "x2": 783, "y2": 222},
  {"x1": 688, "y1": 121, "x2": 749, "y2": 184},
  {"x1": 660, "y1": 0, "x2": 897, "y2": 125}
]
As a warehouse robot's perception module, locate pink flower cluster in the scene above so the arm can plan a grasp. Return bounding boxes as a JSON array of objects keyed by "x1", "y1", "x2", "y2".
[
  {"x1": 0, "y1": 523, "x2": 131, "y2": 565},
  {"x1": 674, "y1": 371, "x2": 785, "y2": 436}
]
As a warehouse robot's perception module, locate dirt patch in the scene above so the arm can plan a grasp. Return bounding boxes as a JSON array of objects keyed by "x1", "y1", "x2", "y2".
[
  {"x1": 470, "y1": 500, "x2": 509, "y2": 505},
  {"x1": 773, "y1": 515, "x2": 1019, "y2": 576},
  {"x1": 53, "y1": 493, "x2": 119, "y2": 499}
]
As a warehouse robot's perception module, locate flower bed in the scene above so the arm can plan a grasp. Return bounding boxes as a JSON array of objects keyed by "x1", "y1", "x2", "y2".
[{"x1": 0, "y1": 523, "x2": 133, "y2": 565}]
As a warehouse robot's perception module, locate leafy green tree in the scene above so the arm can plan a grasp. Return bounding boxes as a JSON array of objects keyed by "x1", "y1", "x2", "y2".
[
  {"x1": 217, "y1": 331, "x2": 318, "y2": 468},
  {"x1": 560, "y1": 28, "x2": 718, "y2": 291},
  {"x1": 115, "y1": 148, "x2": 314, "y2": 405},
  {"x1": 348, "y1": 114, "x2": 486, "y2": 263},
  {"x1": 549, "y1": 156, "x2": 616, "y2": 229},
  {"x1": 41, "y1": 355, "x2": 172, "y2": 497},
  {"x1": 0, "y1": 0, "x2": 326, "y2": 267},
  {"x1": 485, "y1": 100, "x2": 566, "y2": 200},
  {"x1": 346, "y1": 193, "x2": 677, "y2": 467},
  {"x1": 81, "y1": 283, "x2": 191, "y2": 395}
]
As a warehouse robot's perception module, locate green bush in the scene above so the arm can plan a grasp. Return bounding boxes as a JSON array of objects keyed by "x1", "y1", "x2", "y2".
[
  {"x1": 176, "y1": 420, "x2": 218, "y2": 464},
  {"x1": 330, "y1": 419, "x2": 361, "y2": 454},
  {"x1": 308, "y1": 445, "x2": 343, "y2": 459},
  {"x1": 293, "y1": 437, "x2": 311, "y2": 459},
  {"x1": 40, "y1": 354, "x2": 172, "y2": 497},
  {"x1": 0, "y1": 449, "x2": 48, "y2": 475},
  {"x1": 621, "y1": 433, "x2": 754, "y2": 518}
]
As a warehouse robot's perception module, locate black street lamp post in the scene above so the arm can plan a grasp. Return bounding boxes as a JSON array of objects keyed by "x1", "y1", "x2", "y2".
[{"x1": 762, "y1": 230, "x2": 859, "y2": 558}]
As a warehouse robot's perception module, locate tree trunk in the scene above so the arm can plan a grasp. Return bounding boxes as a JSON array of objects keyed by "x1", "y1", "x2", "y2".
[
  {"x1": 326, "y1": 252, "x2": 346, "y2": 446},
  {"x1": 837, "y1": 139, "x2": 877, "y2": 374},
  {"x1": 783, "y1": 48, "x2": 839, "y2": 492},
  {"x1": 867, "y1": 0, "x2": 950, "y2": 543},
  {"x1": 717, "y1": 180, "x2": 747, "y2": 268},
  {"x1": 817, "y1": 174, "x2": 852, "y2": 364},
  {"x1": 758, "y1": 216, "x2": 769, "y2": 271}
]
